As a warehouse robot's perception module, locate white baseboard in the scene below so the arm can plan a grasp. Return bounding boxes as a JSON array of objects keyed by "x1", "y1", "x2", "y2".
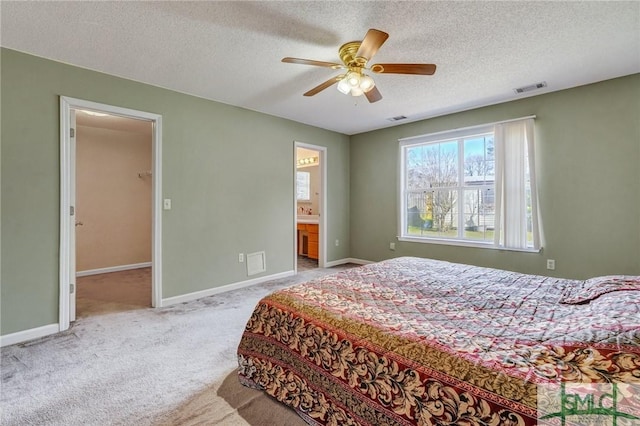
[
  {"x1": 1, "y1": 323, "x2": 60, "y2": 348},
  {"x1": 161, "y1": 270, "x2": 295, "y2": 307},
  {"x1": 324, "y1": 257, "x2": 373, "y2": 267},
  {"x1": 77, "y1": 262, "x2": 152, "y2": 277}
]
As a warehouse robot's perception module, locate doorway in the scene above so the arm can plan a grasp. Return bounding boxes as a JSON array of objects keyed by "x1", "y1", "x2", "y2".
[
  {"x1": 295, "y1": 143, "x2": 326, "y2": 272},
  {"x1": 59, "y1": 97, "x2": 163, "y2": 331},
  {"x1": 75, "y1": 110, "x2": 153, "y2": 317}
]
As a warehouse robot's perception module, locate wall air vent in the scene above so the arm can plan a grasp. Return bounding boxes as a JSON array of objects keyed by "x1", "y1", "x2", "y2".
[
  {"x1": 514, "y1": 81, "x2": 547, "y2": 94},
  {"x1": 246, "y1": 251, "x2": 266, "y2": 276},
  {"x1": 387, "y1": 115, "x2": 408, "y2": 122}
]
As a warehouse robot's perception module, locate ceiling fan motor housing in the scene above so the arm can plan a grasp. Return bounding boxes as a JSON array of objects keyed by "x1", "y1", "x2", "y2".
[{"x1": 339, "y1": 41, "x2": 366, "y2": 68}]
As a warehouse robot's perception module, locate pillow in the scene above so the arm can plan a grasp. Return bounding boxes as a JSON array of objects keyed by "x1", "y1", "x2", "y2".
[{"x1": 560, "y1": 275, "x2": 640, "y2": 304}]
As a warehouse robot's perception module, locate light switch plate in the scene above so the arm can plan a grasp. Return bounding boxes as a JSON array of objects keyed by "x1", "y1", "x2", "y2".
[{"x1": 163, "y1": 199, "x2": 172, "y2": 210}]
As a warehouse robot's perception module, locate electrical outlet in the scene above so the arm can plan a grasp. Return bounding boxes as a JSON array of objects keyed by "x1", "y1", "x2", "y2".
[
  {"x1": 389, "y1": 242, "x2": 396, "y2": 251},
  {"x1": 238, "y1": 253, "x2": 244, "y2": 263},
  {"x1": 546, "y1": 259, "x2": 556, "y2": 270},
  {"x1": 335, "y1": 239, "x2": 339, "y2": 246}
]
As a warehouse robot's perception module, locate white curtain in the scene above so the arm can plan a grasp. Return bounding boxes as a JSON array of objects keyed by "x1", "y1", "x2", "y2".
[{"x1": 493, "y1": 118, "x2": 541, "y2": 250}]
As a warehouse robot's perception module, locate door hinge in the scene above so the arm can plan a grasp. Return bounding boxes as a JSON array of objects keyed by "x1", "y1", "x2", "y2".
[
  {"x1": 70, "y1": 128, "x2": 75, "y2": 138},
  {"x1": 70, "y1": 283, "x2": 75, "y2": 293},
  {"x1": 70, "y1": 206, "x2": 75, "y2": 216}
]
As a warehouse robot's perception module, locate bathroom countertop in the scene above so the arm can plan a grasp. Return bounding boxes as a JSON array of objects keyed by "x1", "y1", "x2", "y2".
[{"x1": 297, "y1": 215, "x2": 319, "y2": 224}]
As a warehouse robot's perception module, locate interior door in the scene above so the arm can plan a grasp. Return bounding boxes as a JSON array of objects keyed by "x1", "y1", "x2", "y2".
[{"x1": 69, "y1": 109, "x2": 77, "y2": 322}]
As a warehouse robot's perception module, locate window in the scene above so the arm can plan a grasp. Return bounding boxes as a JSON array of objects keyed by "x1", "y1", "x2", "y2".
[
  {"x1": 399, "y1": 118, "x2": 541, "y2": 251},
  {"x1": 296, "y1": 171, "x2": 310, "y2": 201}
]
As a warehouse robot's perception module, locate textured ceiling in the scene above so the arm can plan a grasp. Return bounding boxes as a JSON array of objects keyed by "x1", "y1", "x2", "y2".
[{"x1": 2, "y1": 1, "x2": 639, "y2": 135}]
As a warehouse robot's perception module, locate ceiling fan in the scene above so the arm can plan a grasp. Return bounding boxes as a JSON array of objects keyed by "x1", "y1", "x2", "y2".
[{"x1": 282, "y1": 29, "x2": 436, "y2": 103}]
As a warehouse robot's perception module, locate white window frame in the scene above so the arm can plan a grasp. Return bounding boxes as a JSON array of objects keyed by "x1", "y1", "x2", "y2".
[
  {"x1": 296, "y1": 171, "x2": 311, "y2": 201},
  {"x1": 398, "y1": 116, "x2": 540, "y2": 252}
]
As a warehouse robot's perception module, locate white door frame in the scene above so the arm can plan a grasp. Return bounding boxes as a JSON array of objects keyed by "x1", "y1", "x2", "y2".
[
  {"x1": 294, "y1": 142, "x2": 327, "y2": 271},
  {"x1": 59, "y1": 96, "x2": 163, "y2": 331},
  {"x1": 69, "y1": 108, "x2": 77, "y2": 322}
]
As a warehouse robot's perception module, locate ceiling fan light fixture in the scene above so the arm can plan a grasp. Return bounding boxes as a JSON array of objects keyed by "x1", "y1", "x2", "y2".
[
  {"x1": 346, "y1": 71, "x2": 361, "y2": 87},
  {"x1": 350, "y1": 86, "x2": 364, "y2": 97},
  {"x1": 359, "y1": 74, "x2": 375, "y2": 92},
  {"x1": 337, "y1": 78, "x2": 351, "y2": 94}
]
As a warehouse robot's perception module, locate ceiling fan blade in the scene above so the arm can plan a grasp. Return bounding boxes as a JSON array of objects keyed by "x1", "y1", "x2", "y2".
[
  {"x1": 371, "y1": 63, "x2": 436, "y2": 75},
  {"x1": 282, "y1": 57, "x2": 343, "y2": 68},
  {"x1": 303, "y1": 76, "x2": 342, "y2": 96},
  {"x1": 355, "y1": 29, "x2": 389, "y2": 62},
  {"x1": 365, "y1": 86, "x2": 382, "y2": 103}
]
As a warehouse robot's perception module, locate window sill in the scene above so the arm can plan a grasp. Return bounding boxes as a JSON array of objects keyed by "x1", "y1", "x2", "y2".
[{"x1": 397, "y1": 236, "x2": 542, "y2": 253}]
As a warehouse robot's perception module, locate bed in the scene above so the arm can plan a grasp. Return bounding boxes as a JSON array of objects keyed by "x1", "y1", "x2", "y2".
[{"x1": 236, "y1": 257, "x2": 640, "y2": 425}]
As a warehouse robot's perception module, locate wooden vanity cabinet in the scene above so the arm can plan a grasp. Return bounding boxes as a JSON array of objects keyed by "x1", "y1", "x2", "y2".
[
  {"x1": 307, "y1": 224, "x2": 318, "y2": 259},
  {"x1": 297, "y1": 223, "x2": 319, "y2": 260}
]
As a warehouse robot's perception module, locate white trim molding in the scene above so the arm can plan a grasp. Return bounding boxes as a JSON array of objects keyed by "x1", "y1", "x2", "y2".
[
  {"x1": 161, "y1": 270, "x2": 295, "y2": 307},
  {"x1": 323, "y1": 257, "x2": 373, "y2": 267},
  {"x1": 76, "y1": 262, "x2": 152, "y2": 277},
  {"x1": 0, "y1": 323, "x2": 59, "y2": 348},
  {"x1": 59, "y1": 98, "x2": 72, "y2": 331}
]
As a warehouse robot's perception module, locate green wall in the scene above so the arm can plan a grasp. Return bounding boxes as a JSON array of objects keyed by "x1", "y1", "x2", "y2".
[
  {"x1": 350, "y1": 74, "x2": 640, "y2": 279},
  {"x1": 0, "y1": 48, "x2": 350, "y2": 335}
]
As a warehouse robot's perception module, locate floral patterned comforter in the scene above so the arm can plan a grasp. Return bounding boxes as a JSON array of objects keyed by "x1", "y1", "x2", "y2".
[{"x1": 237, "y1": 257, "x2": 640, "y2": 425}]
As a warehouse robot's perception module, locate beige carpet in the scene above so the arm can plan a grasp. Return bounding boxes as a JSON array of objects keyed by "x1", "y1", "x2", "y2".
[
  {"x1": 77, "y1": 268, "x2": 310, "y2": 425},
  {"x1": 157, "y1": 370, "x2": 307, "y2": 425}
]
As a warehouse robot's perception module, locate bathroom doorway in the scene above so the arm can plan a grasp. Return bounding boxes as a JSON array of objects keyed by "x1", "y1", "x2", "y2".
[{"x1": 295, "y1": 143, "x2": 326, "y2": 272}]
